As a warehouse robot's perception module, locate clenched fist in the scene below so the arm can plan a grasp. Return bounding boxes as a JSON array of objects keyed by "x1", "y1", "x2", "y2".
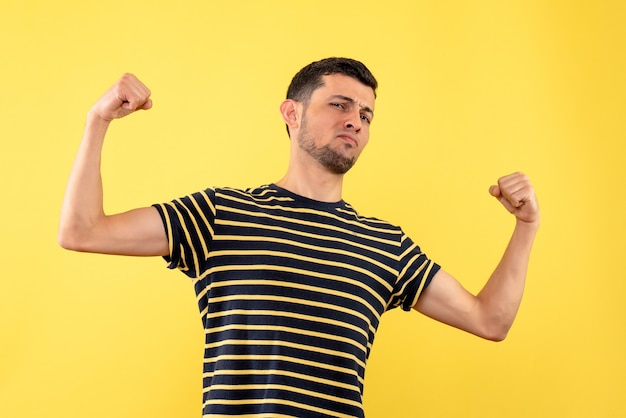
[
  {"x1": 489, "y1": 172, "x2": 540, "y2": 225},
  {"x1": 89, "y1": 73, "x2": 152, "y2": 123}
]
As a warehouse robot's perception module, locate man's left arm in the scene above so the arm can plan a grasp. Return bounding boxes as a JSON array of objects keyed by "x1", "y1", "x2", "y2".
[{"x1": 414, "y1": 172, "x2": 540, "y2": 341}]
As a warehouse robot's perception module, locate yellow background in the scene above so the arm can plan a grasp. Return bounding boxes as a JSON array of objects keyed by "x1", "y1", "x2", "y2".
[{"x1": 1, "y1": 1, "x2": 625, "y2": 417}]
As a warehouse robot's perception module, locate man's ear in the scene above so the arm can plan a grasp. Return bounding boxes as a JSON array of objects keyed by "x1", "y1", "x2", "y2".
[{"x1": 280, "y1": 99, "x2": 300, "y2": 132}]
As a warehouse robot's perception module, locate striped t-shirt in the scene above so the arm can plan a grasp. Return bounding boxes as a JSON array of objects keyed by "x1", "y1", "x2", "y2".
[{"x1": 153, "y1": 184, "x2": 440, "y2": 418}]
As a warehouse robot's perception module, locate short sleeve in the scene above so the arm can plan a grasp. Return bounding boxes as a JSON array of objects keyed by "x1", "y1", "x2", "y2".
[
  {"x1": 388, "y1": 232, "x2": 440, "y2": 311},
  {"x1": 152, "y1": 188, "x2": 217, "y2": 278}
]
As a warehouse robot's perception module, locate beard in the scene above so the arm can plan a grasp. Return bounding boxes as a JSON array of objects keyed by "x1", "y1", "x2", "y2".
[{"x1": 297, "y1": 115, "x2": 357, "y2": 175}]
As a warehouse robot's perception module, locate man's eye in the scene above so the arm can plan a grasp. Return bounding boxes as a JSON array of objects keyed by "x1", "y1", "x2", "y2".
[
  {"x1": 360, "y1": 114, "x2": 371, "y2": 123},
  {"x1": 331, "y1": 103, "x2": 344, "y2": 109}
]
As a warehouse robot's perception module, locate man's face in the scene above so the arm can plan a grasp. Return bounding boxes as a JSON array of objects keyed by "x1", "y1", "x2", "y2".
[{"x1": 296, "y1": 74, "x2": 375, "y2": 174}]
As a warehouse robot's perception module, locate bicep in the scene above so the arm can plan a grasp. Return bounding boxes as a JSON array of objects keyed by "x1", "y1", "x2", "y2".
[
  {"x1": 80, "y1": 206, "x2": 169, "y2": 256},
  {"x1": 413, "y1": 269, "x2": 487, "y2": 337}
]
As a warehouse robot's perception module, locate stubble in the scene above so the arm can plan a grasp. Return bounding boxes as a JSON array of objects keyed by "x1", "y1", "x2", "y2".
[{"x1": 297, "y1": 114, "x2": 356, "y2": 175}]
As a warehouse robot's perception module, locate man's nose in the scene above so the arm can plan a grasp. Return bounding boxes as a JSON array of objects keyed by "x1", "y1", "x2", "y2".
[{"x1": 344, "y1": 110, "x2": 362, "y2": 131}]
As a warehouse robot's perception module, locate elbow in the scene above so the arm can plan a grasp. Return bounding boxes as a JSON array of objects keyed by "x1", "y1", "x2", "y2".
[
  {"x1": 57, "y1": 223, "x2": 89, "y2": 252},
  {"x1": 474, "y1": 303, "x2": 518, "y2": 342},
  {"x1": 58, "y1": 213, "x2": 113, "y2": 253},
  {"x1": 485, "y1": 331, "x2": 508, "y2": 343},
  {"x1": 57, "y1": 228, "x2": 79, "y2": 251},
  {"x1": 481, "y1": 322, "x2": 512, "y2": 342}
]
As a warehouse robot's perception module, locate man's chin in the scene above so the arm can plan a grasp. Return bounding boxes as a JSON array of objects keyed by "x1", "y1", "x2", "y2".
[{"x1": 324, "y1": 157, "x2": 356, "y2": 175}]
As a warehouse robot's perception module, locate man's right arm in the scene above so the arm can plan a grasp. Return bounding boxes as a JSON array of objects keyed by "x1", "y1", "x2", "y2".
[{"x1": 58, "y1": 74, "x2": 169, "y2": 256}]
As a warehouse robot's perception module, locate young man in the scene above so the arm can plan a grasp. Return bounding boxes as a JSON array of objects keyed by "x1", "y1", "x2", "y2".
[{"x1": 59, "y1": 58, "x2": 540, "y2": 417}]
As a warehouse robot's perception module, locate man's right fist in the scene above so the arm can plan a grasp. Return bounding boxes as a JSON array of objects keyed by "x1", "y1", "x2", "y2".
[{"x1": 90, "y1": 73, "x2": 152, "y2": 123}]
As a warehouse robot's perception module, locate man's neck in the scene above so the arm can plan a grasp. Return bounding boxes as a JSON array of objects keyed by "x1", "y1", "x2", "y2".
[{"x1": 275, "y1": 166, "x2": 344, "y2": 203}]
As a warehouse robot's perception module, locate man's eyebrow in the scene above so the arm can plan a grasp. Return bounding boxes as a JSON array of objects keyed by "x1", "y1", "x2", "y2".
[{"x1": 329, "y1": 95, "x2": 374, "y2": 117}]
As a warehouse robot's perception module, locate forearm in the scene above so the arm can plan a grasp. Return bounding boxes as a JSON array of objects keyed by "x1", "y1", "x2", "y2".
[
  {"x1": 477, "y1": 219, "x2": 539, "y2": 339},
  {"x1": 58, "y1": 112, "x2": 110, "y2": 250}
]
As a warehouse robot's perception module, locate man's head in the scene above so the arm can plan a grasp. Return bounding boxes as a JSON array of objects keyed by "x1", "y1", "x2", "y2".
[
  {"x1": 285, "y1": 58, "x2": 378, "y2": 137},
  {"x1": 280, "y1": 58, "x2": 377, "y2": 175}
]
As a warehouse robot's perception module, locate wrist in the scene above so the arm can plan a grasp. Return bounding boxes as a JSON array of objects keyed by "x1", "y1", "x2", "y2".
[
  {"x1": 86, "y1": 108, "x2": 113, "y2": 127},
  {"x1": 515, "y1": 217, "x2": 540, "y2": 234},
  {"x1": 83, "y1": 110, "x2": 112, "y2": 143}
]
